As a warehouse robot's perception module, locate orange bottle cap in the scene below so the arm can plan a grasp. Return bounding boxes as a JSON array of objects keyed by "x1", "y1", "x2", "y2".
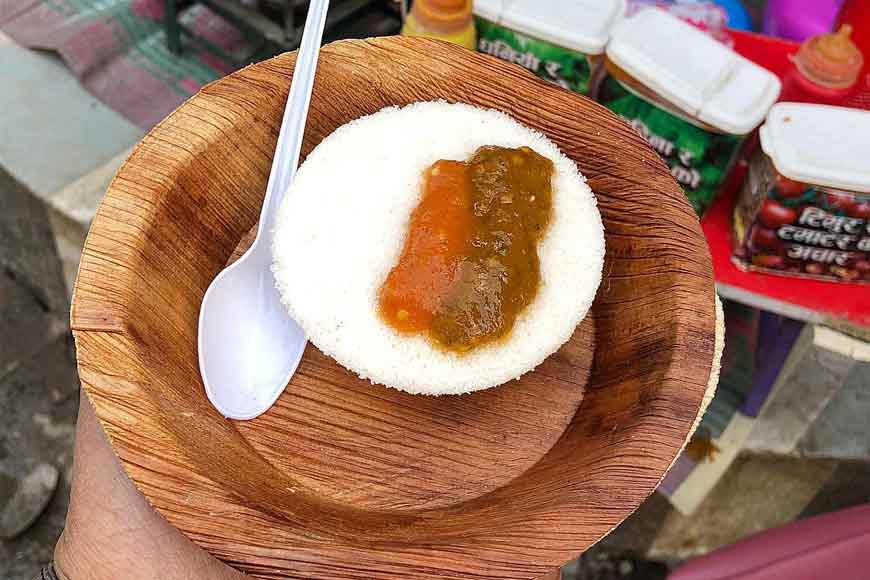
[{"x1": 795, "y1": 25, "x2": 864, "y2": 89}]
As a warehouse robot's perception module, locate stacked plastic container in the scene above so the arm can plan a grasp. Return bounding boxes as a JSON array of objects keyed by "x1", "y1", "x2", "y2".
[
  {"x1": 471, "y1": 5, "x2": 783, "y2": 216},
  {"x1": 599, "y1": 9, "x2": 781, "y2": 215},
  {"x1": 470, "y1": 4, "x2": 870, "y2": 284}
]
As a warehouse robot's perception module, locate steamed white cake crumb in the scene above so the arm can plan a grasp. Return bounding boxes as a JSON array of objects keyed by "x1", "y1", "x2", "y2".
[{"x1": 272, "y1": 101, "x2": 604, "y2": 395}]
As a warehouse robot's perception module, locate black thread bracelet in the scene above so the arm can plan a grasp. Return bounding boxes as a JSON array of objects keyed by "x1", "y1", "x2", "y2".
[{"x1": 38, "y1": 562, "x2": 61, "y2": 580}]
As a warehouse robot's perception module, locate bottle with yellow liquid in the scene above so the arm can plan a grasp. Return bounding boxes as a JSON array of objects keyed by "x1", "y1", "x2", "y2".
[{"x1": 401, "y1": 0, "x2": 476, "y2": 50}]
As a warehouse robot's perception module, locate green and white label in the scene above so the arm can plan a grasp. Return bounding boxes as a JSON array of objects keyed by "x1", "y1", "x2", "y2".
[
  {"x1": 598, "y1": 75, "x2": 743, "y2": 216},
  {"x1": 475, "y1": 18, "x2": 593, "y2": 95}
]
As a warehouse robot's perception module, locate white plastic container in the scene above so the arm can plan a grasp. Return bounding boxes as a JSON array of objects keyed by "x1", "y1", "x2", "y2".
[
  {"x1": 760, "y1": 103, "x2": 870, "y2": 193},
  {"x1": 598, "y1": 8, "x2": 781, "y2": 215},
  {"x1": 474, "y1": 0, "x2": 626, "y2": 95},
  {"x1": 733, "y1": 103, "x2": 870, "y2": 283}
]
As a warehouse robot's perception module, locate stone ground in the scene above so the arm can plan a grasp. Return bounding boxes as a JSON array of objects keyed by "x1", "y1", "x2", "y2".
[{"x1": 0, "y1": 168, "x2": 80, "y2": 579}]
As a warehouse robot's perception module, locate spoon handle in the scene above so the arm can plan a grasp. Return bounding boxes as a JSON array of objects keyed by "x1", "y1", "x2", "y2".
[{"x1": 257, "y1": 0, "x2": 331, "y2": 246}]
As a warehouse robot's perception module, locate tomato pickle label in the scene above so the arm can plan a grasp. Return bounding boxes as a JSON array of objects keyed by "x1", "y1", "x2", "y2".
[{"x1": 733, "y1": 152, "x2": 870, "y2": 283}]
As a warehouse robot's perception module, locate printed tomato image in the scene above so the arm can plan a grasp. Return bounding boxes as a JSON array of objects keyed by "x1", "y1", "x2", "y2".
[
  {"x1": 824, "y1": 191, "x2": 856, "y2": 215},
  {"x1": 750, "y1": 226, "x2": 783, "y2": 252},
  {"x1": 774, "y1": 174, "x2": 806, "y2": 198},
  {"x1": 852, "y1": 201, "x2": 870, "y2": 220},
  {"x1": 804, "y1": 262, "x2": 828, "y2": 276},
  {"x1": 830, "y1": 266, "x2": 860, "y2": 281},
  {"x1": 855, "y1": 260, "x2": 870, "y2": 274},
  {"x1": 752, "y1": 254, "x2": 785, "y2": 269},
  {"x1": 758, "y1": 199, "x2": 797, "y2": 229}
]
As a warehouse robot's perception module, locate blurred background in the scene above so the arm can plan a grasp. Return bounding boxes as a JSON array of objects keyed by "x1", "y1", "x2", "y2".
[{"x1": 1, "y1": 0, "x2": 869, "y2": 579}]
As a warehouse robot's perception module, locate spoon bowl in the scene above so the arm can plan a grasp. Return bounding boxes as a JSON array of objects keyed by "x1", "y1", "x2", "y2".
[{"x1": 198, "y1": 244, "x2": 305, "y2": 419}]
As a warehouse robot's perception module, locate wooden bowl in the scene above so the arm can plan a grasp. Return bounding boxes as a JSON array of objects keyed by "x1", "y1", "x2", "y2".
[{"x1": 71, "y1": 37, "x2": 717, "y2": 579}]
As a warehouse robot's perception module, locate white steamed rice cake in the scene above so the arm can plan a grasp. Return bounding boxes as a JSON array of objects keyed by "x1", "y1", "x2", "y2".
[{"x1": 272, "y1": 101, "x2": 604, "y2": 395}]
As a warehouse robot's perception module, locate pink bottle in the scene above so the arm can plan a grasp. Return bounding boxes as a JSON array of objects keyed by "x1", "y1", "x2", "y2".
[{"x1": 763, "y1": 0, "x2": 843, "y2": 42}]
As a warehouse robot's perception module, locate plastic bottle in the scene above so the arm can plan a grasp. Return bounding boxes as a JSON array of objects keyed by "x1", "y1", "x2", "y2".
[
  {"x1": 780, "y1": 25, "x2": 864, "y2": 105},
  {"x1": 401, "y1": 0, "x2": 476, "y2": 50}
]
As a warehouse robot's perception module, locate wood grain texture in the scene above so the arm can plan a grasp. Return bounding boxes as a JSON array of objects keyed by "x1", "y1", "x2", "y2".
[
  {"x1": 227, "y1": 228, "x2": 593, "y2": 511},
  {"x1": 71, "y1": 37, "x2": 716, "y2": 579}
]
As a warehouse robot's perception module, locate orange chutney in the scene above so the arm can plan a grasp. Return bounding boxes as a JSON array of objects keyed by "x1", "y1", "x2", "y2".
[{"x1": 378, "y1": 145, "x2": 554, "y2": 352}]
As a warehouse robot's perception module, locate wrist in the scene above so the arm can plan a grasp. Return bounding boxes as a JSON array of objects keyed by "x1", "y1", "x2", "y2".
[
  {"x1": 37, "y1": 562, "x2": 65, "y2": 580},
  {"x1": 52, "y1": 529, "x2": 80, "y2": 580},
  {"x1": 56, "y1": 393, "x2": 246, "y2": 580}
]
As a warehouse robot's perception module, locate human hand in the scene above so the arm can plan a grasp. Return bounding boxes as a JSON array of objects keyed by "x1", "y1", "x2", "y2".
[{"x1": 52, "y1": 392, "x2": 246, "y2": 580}]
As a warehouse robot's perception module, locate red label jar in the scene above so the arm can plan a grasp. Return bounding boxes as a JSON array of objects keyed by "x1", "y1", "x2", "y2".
[{"x1": 733, "y1": 103, "x2": 870, "y2": 283}]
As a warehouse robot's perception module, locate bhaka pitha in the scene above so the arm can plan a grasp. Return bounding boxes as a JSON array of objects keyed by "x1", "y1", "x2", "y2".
[{"x1": 272, "y1": 102, "x2": 604, "y2": 395}]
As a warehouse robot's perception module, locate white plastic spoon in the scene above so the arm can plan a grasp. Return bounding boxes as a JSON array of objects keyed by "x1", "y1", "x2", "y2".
[{"x1": 197, "y1": 0, "x2": 329, "y2": 420}]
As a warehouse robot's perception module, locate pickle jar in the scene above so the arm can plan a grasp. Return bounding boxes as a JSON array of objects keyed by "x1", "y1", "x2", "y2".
[{"x1": 733, "y1": 103, "x2": 870, "y2": 283}]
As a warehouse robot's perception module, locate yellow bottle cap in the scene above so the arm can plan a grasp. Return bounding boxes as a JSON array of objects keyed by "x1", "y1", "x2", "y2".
[{"x1": 411, "y1": 0, "x2": 472, "y2": 33}]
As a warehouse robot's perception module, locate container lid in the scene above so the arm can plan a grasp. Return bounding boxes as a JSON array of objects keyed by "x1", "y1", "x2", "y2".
[
  {"x1": 471, "y1": 0, "x2": 502, "y2": 23},
  {"x1": 606, "y1": 8, "x2": 781, "y2": 135},
  {"x1": 760, "y1": 103, "x2": 870, "y2": 193},
  {"x1": 473, "y1": 0, "x2": 626, "y2": 55}
]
